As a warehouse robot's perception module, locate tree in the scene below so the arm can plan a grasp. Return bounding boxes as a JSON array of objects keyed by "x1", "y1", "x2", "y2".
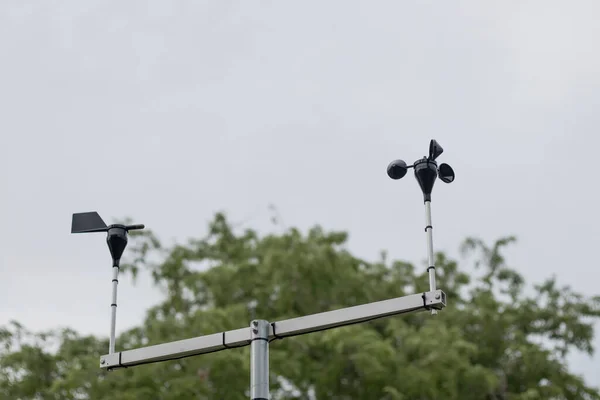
[{"x1": 1, "y1": 212, "x2": 599, "y2": 399}]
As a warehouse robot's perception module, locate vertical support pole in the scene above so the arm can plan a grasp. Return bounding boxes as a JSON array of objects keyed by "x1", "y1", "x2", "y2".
[
  {"x1": 424, "y1": 200, "x2": 437, "y2": 315},
  {"x1": 250, "y1": 320, "x2": 270, "y2": 400},
  {"x1": 109, "y1": 260, "x2": 120, "y2": 354}
]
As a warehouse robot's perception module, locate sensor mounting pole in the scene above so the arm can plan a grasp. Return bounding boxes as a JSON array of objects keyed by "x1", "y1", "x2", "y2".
[{"x1": 425, "y1": 200, "x2": 436, "y2": 292}]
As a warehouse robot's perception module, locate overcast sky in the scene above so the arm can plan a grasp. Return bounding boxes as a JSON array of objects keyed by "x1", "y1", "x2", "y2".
[{"x1": 1, "y1": 0, "x2": 599, "y2": 389}]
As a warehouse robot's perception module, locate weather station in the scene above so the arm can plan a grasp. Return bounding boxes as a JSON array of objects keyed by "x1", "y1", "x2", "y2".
[{"x1": 71, "y1": 139, "x2": 455, "y2": 400}]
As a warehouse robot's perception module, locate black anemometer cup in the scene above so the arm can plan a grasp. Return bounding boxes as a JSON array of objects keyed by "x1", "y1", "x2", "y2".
[
  {"x1": 386, "y1": 159, "x2": 408, "y2": 180},
  {"x1": 438, "y1": 163, "x2": 455, "y2": 183}
]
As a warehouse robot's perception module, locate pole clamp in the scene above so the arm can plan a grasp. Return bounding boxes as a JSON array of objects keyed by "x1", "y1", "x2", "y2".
[
  {"x1": 271, "y1": 322, "x2": 284, "y2": 341},
  {"x1": 422, "y1": 292, "x2": 431, "y2": 310}
]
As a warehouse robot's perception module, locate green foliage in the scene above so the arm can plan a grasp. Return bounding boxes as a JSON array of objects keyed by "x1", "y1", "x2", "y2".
[{"x1": 1, "y1": 212, "x2": 599, "y2": 399}]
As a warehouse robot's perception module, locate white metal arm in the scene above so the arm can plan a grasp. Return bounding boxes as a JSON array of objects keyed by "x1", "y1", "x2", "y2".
[{"x1": 100, "y1": 289, "x2": 446, "y2": 370}]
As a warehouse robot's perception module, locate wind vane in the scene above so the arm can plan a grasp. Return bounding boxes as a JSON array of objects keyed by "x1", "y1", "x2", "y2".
[
  {"x1": 72, "y1": 139, "x2": 453, "y2": 400},
  {"x1": 71, "y1": 212, "x2": 144, "y2": 354}
]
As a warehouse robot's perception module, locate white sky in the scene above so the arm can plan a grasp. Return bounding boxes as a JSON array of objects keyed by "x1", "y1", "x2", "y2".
[{"x1": 1, "y1": 0, "x2": 599, "y2": 389}]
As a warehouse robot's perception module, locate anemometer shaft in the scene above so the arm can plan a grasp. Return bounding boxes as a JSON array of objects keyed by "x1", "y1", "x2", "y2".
[
  {"x1": 425, "y1": 201, "x2": 436, "y2": 291},
  {"x1": 109, "y1": 262, "x2": 120, "y2": 354},
  {"x1": 424, "y1": 201, "x2": 437, "y2": 315}
]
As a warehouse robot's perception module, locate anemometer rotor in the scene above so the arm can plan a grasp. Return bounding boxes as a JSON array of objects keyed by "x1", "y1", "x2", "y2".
[{"x1": 387, "y1": 139, "x2": 455, "y2": 201}]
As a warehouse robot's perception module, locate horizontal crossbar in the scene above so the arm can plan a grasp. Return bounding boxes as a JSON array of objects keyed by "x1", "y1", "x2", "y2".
[{"x1": 100, "y1": 289, "x2": 446, "y2": 370}]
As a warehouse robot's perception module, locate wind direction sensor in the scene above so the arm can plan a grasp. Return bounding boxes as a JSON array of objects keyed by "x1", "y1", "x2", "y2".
[
  {"x1": 71, "y1": 212, "x2": 144, "y2": 354},
  {"x1": 387, "y1": 139, "x2": 455, "y2": 314}
]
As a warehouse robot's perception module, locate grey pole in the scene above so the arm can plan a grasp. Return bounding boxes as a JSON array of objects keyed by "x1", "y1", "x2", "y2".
[
  {"x1": 250, "y1": 320, "x2": 270, "y2": 400},
  {"x1": 109, "y1": 260, "x2": 120, "y2": 354},
  {"x1": 424, "y1": 200, "x2": 437, "y2": 315}
]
